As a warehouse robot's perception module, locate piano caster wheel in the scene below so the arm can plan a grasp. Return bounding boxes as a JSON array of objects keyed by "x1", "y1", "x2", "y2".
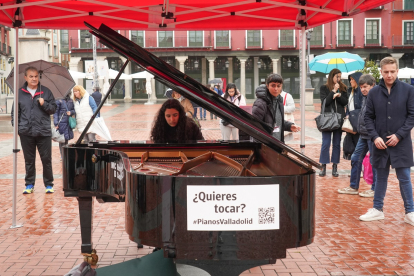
[
  {"x1": 83, "y1": 249, "x2": 99, "y2": 266},
  {"x1": 137, "y1": 244, "x2": 143, "y2": 249}
]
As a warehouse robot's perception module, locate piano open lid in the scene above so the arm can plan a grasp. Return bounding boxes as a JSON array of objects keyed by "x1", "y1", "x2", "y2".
[{"x1": 84, "y1": 22, "x2": 321, "y2": 170}]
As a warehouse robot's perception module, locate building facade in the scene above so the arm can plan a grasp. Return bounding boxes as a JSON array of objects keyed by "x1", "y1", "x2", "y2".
[{"x1": 61, "y1": 1, "x2": 413, "y2": 101}]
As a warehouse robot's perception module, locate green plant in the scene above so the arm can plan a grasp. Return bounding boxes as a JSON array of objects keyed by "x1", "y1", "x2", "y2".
[{"x1": 357, "y1": 60, "x2": 381, "y2": 83}]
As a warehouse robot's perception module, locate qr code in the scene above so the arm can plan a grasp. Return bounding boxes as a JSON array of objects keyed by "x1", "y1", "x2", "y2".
[{"x1": 258, "y1": 207, "x2": 275, "y2": 224}]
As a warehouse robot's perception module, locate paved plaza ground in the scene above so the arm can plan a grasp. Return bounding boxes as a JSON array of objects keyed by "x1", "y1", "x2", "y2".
[{"x1": 0, "y1": 101, "x2": 414, "y2": 276}]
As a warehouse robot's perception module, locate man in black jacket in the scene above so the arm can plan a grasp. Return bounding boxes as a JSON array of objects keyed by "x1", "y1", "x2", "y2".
[{"x1": 11, "y1": 66, "x2": 57, "y2": 194}]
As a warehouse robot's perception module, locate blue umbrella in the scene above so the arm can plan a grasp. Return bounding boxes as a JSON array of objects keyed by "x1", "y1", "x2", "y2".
[{"x1": 309, "y1": 52, "x2": 365, "y2": 74}]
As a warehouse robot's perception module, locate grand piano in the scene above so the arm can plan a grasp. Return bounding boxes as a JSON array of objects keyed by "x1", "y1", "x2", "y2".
[{"x1": 63, "y1": 22, "x2": 320, "y2": 276}]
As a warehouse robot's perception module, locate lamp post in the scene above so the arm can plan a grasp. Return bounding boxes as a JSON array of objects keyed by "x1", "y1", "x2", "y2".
[{"x1": 305, "y1": 29, "x2": 313, "y2": 88}]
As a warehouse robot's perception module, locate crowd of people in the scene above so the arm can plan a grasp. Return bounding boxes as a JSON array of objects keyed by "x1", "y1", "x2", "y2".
[{"x1": 12, "y1": 57, "x2": 414, "y2": 227}]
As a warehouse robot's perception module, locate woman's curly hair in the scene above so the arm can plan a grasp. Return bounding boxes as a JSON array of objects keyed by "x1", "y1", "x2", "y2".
[{"x1": 150, "y1": 99, "x2": 189, "y2": 143}]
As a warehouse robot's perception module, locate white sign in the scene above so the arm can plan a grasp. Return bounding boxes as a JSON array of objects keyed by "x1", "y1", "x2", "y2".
[{"x1": 187, "y1": 185, "x2": 279, "y2": 231}]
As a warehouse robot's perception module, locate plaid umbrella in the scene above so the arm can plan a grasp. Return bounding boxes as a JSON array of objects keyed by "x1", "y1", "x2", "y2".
[
  {"x1": 6, "y1": 60, "x2": 76, "y2": 99},
  {"x1": 309, "y1": 52, "x2": 365, "y2": 74}
]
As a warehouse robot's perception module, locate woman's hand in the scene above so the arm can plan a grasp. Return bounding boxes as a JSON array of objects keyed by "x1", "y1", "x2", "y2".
[
  {"x1": 333, "y1": 83, "x2": 340, "y2": 92},
  {"x1": 66, "y1": 111, "x2": 71, "y2": 116},
  {"x1": 55, "y1": 126, "x2": 59, "y2": 129}
]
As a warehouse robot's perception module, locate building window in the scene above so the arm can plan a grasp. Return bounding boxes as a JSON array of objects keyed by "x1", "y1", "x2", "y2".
[
  {"x1": 405, "y1": 0, "x2": 414, "y2": 9},
  {"x1": 215, "y1": 31, "x2": 230, "y2": 48},
  {"x1": 60, "y1": 30, "x2": 69, "y2": 53},
  {"x1": 279, "y1": 30, "x2": 295, "y2": 47},
  {"x1": 310, "y1": 26, "x2": 323, "y2": 46},
  {"x1": 338, "y1": 20, "x2": 352, "y2": 45},
  {"x1": 80, "y1": 30, "x2": 91, "y2": 48},
  {"x1": 404, "y1": 21, "x2": 414, "y2": 44},
  {"x1": 188, "y1": 31, "x2": 203, "y2": 47},
  {"x1": 366, "y1": 19, "x2": 379, "y2": 45},
  {"x1": 54, "y1": 45, "x2": 58, "y2": 58},
  {"x1": 48, "y1": 44, "x2": 51, "y2": 56},
  {"x1": 131, "y1": 31, "x2": 144, "y2": 47},
  {"x1": 246, "y1": 30, "x2": 261, "y2": 47},
  {"x1": 158, "y1": 31, "x2": 173, "y2": 47}
]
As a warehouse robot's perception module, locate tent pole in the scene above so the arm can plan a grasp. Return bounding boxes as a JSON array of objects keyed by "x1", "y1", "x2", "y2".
[
  {"x1": 11, "y1": 26, "x2": 22, "y2": 229},
  {"x1": 300, "y1": 26, "x2": 306, "y2": 154}
]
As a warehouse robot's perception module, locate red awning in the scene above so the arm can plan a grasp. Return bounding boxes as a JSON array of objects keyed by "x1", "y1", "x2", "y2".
[{"x1": 0, "y1": 0, "x2": 395, "y2": 30}]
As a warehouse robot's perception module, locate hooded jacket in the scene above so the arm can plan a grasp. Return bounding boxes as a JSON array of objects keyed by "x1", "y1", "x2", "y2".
[
  {"x1": 11, "y1": 82, "x2": 57, "y2": 137},
  {"x1": 54, "y1": 96, "x2": 76, "y2": 141},
  {"x1": 252, "y1": 85, "x2": 293, "y2": 143},
  {"x1": 346, "y1": 72, "x2": 363, "y2": 115}
]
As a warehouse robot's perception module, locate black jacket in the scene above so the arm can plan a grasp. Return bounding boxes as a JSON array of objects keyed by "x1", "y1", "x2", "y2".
[
  {"x1": 252, "y1": 85, "x2": 293, "y2": 143},
  {"x1": 358, "y1": 96, "x2": 369, "y2": 139},
  {"x1": 319, "y1": 84, "x2": 348, "y2": 126},
  {"x1": 11, "y1": 82, "x2": 57, "y2": 137},
  {"x1": 365, "y1": 78, "x2": 414, "y2": 168},
  {"x1": 346, "y1": 72, "x2": 363, "y2": 115}
]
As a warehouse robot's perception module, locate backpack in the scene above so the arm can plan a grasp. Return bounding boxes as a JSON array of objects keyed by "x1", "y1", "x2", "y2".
[{"x1": 64, "y1": 262, "x2": 96, "y2": 276}]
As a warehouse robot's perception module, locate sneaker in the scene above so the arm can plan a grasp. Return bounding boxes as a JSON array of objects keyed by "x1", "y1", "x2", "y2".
[
  {"x1": 337, "y1": 186, "x2": 359, "y2": 195},
  {"x1": 45, "y1": 185, "x2": 54, "y2": 194},
  {"x1": 23, "y1": 184, "x2": 34, "y2": 194},
  {"x1": 405, "y1": 212, "x2": 414, "y2": 226},
  {"x1": 359, "y1": 208, "x2": 384, "y2": 221},
  {"x1": 359, "y1": 189, "x2": 375, "y2": 198}
]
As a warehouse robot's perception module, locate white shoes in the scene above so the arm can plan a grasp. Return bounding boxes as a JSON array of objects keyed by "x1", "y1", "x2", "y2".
[
  {"x1": 359, "y1": 208, "x2": 385, "y2": 221},
  {"x1": 405, "y1": 212, "x2": 414, "y2": 226},
  {"x1": 359, "y1": 189, "x2": 375, "y2": 197},
  {"x1": 337, "y1": 186, "x2": 359, "y2": 195}
]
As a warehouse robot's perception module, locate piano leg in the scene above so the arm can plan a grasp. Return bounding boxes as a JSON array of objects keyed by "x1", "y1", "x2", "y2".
[{"x1": 77, "y1": 197, "x2": 94, "y2": 254}]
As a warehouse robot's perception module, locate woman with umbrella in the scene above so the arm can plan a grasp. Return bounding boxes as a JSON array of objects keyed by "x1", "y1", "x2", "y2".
[
  {"x1": 318, "y1": 69, "x2": 348, "y2": 177},
  {"x1": 54, "y1": 93, "x2": 75, "y2": 160}
]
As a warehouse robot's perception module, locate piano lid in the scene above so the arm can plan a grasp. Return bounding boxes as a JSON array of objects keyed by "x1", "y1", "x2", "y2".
[{"x1": 84, "y1": 22, "x2": 320, "y2": 170}]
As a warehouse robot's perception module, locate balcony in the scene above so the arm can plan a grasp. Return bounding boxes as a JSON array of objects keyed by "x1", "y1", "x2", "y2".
[
  {"x1": 336, "y1": 35, "x2": 355, "y2": 48},
  {"x1": 245, "y1": 37, "x2": 264, "y2": 49},
  {"x1": 364, "y1": 35, "x2": 384, "y2": 47},
  {"x1": 392, "y1": 35, "x2": 414, "y2": 47},
  {"x1": 309, "y1": 36, "x2": 326, "y2": 48},
  {"x1": 279, "y1": 37, "x2": 297, "y2": 49},
  {"x1": 393, "y1": 0, "x2": 414, "y2": 11},
  {"x1": 69, "y1": 38, "x2": 108, "y2": 50}
]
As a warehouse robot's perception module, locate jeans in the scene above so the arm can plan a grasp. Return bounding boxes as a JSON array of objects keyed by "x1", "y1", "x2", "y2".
[
  {"x1": 319, "y1": 128, "x2": 342, "y2": 164},
  {"x1": 350, "y1": 138, "x2": 377, "y2": 190},
  {"x1": 374, "y1": 161, "x2": 414, "y2": 213},
  {"x1": 195, "y1": 107, "x2": 206, "y2": 119}
]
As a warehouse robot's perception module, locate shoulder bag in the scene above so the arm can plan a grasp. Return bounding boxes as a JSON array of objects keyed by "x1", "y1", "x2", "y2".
[
  {"x1": 315, "y1": 98, "x2": 342, "y2": 132},
  {"x1": 52, "y1": 113, "x2": 65, "y2": 143},
  {"x1": 342, "y1": 117, "x2": 356, "y2": 134}
]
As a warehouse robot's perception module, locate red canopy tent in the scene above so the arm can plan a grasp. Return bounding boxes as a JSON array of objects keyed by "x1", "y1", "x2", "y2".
[{"x1": 5, "y1": 0, "x2": 394, "y2": 228}]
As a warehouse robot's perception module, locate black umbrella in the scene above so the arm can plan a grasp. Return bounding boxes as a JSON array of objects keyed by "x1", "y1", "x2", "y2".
[{"x1": 6, "y1": 60, "x2": 76, "y2": 99}]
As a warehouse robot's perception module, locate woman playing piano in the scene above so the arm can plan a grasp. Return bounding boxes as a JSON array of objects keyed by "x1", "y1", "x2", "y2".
[{"x1": 151, "y1": 99, "x2": 204, "y2": 143}]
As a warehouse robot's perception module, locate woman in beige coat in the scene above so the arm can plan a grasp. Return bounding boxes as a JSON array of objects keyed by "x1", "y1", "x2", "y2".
[{"x1": 172, "y1": 91, "x2": 195, "y2": 118}]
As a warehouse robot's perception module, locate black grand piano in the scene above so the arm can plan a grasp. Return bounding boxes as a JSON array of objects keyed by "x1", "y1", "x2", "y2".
[{"x1": 63, "y1": 23, "x2": 320, "y2": 276}]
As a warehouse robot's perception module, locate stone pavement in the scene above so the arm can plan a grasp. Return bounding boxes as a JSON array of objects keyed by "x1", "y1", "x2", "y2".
[{"x1": 1, "y1": 101, "x2": 414, "y2": 276}]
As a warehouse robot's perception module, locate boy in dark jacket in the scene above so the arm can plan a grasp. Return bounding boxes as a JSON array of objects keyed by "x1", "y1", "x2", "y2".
[
  {"x1": 338, "y1": 74, "x2": 376, "y2": 197},
  {"x1": 11, "y1": 66, "x2": 57, "y2": 194}
]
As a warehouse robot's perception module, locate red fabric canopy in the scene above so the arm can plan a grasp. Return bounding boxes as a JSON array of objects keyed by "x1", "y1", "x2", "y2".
[{"x1": 0, "y1": 0, "x2": 395, "y2": 30}]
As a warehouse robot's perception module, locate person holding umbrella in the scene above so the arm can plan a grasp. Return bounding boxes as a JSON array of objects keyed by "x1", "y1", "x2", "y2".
[
  {"x1": 318, "y1": 69, "x2": 348, "y2": 177},
  {"x1": 54, "y1": 93, "x2": 76, "y2": 161},
  {"x1": 11, "y1": 66, "x2": 57, "y2": 194}
]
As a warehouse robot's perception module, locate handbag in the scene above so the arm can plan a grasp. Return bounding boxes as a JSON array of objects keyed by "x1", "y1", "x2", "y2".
[
  {"x1": 52, "y1": 113, "x2": 65, "y2": 143},
  {"x1": 363, "y1": 153, "x2": 374, "y2": 185},
  {"x1": 61, "y1": 100, "x2": 77, "y2": 129},
  {"x1": 315, "y1": 98, "x2": 342, "y2": 132},
  {"x1": 342, "y1": 117, "x2": 356, "y2": 134}
]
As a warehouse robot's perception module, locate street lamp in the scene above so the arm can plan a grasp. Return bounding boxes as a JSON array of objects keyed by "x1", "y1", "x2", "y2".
[
  {"x1": 194, "y1": 59, "x2": 199, "y2": 69},
  {"x1": 84, "y1": 34, "x2": 91, "y2": 43},
  {"x1": 257, "y1": 59, "x2": 262, "y2": 69},
  {"x1": 376, "y1": 59, "x2": 380, "y2": 66},
  {"x1": 111, "y1": 60, "x2": 116, "y2": 69},
  {"x1": 287, "y1": 59, "x2": 292, "y2": 68},
  {"x1": 225, "y1": 60, "x2": 229, "y2": 68}
]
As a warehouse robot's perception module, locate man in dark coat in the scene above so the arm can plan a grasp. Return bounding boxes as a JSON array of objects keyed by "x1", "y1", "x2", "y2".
[
  {"x1": 252, "y1": 74, "x2": 300, "y2": 143},
  {"x1": 360, "y1": 57, "x2": 414, "y2": 226},
  {"x1": 11, "y1": 66, "x2": 57, "y2": 194},
  {"x1": 91, "y1": 88, "x2": 102, "y2": 116}
]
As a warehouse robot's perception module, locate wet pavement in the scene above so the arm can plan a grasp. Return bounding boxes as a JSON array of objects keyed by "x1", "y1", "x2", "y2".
[{"x1": 0, "y1": 101, "x2": 414, "y2": 276}]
